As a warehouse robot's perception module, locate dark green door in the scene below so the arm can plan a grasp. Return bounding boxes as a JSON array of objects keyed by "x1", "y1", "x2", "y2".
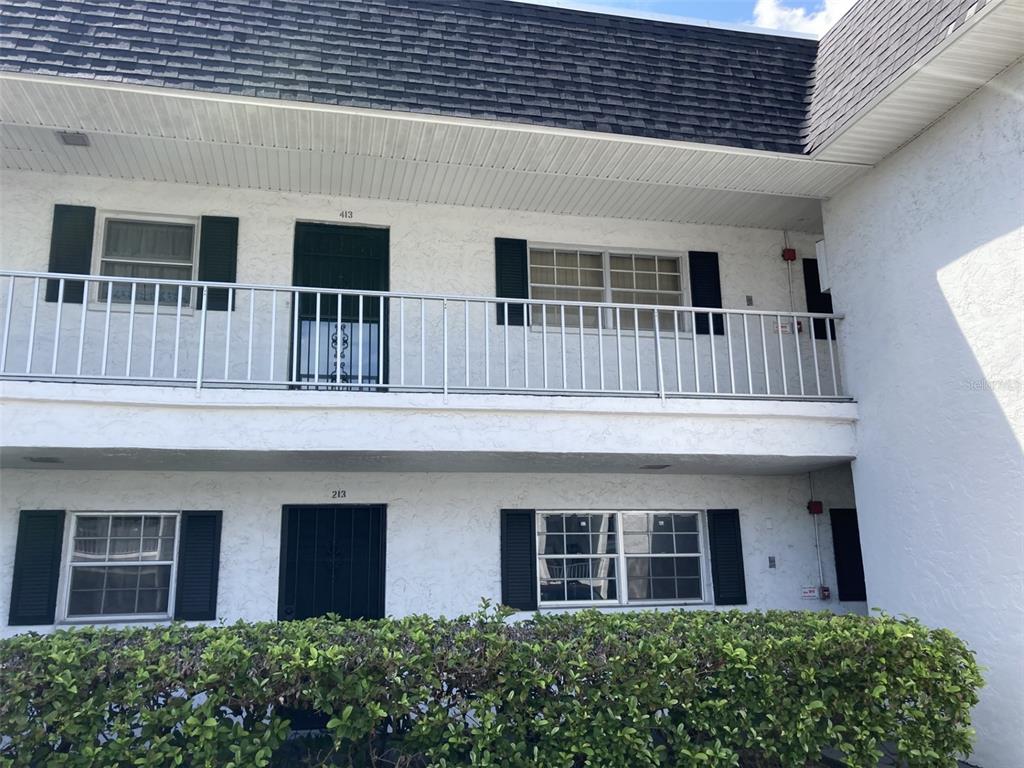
[
  {"x1": 278, "y1": 505, "x2": 387, "y2": 620},
  {"x1": 292, "y1": 223, "x2": 389, "y2": 386}
]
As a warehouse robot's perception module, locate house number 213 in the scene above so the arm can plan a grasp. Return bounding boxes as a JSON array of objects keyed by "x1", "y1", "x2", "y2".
[{"x1": 331, "y1": 489, "x2": 347, "y2": 499}]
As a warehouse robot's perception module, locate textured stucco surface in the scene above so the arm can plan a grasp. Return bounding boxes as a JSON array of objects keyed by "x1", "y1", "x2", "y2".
[
  {"x1": 822, "y1": 62, "x2": 1024, "y2": 768},
  {"x1": 0, "y1": 168, "x2": 822, "y2": 306},
  {"x1": 0, "y1": 465, "x2": 861, "y2": 636},
  {"x1": 0, "y1": 170, "x2": 838, "y2": 398}
]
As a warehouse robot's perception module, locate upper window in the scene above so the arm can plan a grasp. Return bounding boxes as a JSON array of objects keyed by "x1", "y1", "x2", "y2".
[
  {"x1": 528, "y1": 247, "x2": 685, "y2": 329},
  {"x1": 97, "y1": 216, "x2": 197, "y2": 305},
  {"x1": 64, "y1": 512, "x2": 179, "y2": 620},
  {"x1": 537, "y1": 510, "x2": 705, "y2": 606}
]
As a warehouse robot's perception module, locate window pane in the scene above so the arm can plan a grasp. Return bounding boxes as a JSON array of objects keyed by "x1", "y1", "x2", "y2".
[
  {"x1": 531, "y1": 266, "x2": 555, "y2": 284},
  {"x1": 110, "y1": 517, "x2": 143, "y2": 538},
  {"x1": 73, "y1": 537, "x2": 108, "y2": 561},
  {"x1": 68, "y1": 565, "x2": 171, "y2": 617},
  {"x1": 67, "y1": 589, "x2": 103, "y2": 617},
  {"x1": 610, "y1": 271, "x2": 633, "y2": 289},
  {"x1": 675, "y1": 534, "x2": 700, "y2": 554},
  {"x1": 104, "y1": 220, "x2": 194, "y2": 264},
  {"x1": 540, "y1": 579, "x2": 565, "y2": 602},
  {"x1": 556, "y1": 268, "x2": 579, "y2": 287},
  {"x1": 657, "y1": 257, "x2": 680, "y2": 274},
  {"x1": 673, "y1": 514, "x2": 698, "y2": 532},
  {"x1": 659, "y1": 273, "x2": 681, "y2": 292},
  {"x1": 530, "y1": 248, "x2": 554, "y2": 266},
  {"x1": 136, "y1": 588, "x2": 169, "y2": 614},
  {"x1": 138, "y1": 565, "x2": 171, "y2": 589},
  {"x1": 636, "y1": 272, "x2": 658, "y2": 290},
  {"x1": 69, "y1": 567, "x2": 105, "y2": 590},
  {"x1": 99, "y1": 262, "x2": 193, "y2": 305},
  {"x1": 68, "y1": 514, "x2": 177, "y2": 618},
  {"x1": 610, "y1": 255, "x2": 632, "y2": 270},
  {"x1": 634, "y1": 256, "x2": 657, "y2": 272},
  {"x1": 555, "y1": 251, "x2": 578, "y2": 268},
  {"x1": 76, "y1": 517, "x2": 109, "y2": 538},
  {"x1": 578, "y1": 252, "x2": 603, "y2": 269},
  {"x1": 109, "y1": 538, "x2": 143, "y2": 561},
  {"x1": 102, "y1": 589, "x2": 137, "y2": 615}
]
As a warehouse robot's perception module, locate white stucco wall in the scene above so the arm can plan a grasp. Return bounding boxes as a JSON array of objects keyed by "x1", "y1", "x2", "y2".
[
  {"x1": 0, "y1": 464, "x2": 860, "y2": 636},
  {"x1": 0, "y1": 169, "x2": 822, "y2": 305},
  {"x1": 822, "y1": 62, "x2": 1024, "y2": 768},
  {"x1": 0, "y1": 170, "x2": 838, "y2": 398}
]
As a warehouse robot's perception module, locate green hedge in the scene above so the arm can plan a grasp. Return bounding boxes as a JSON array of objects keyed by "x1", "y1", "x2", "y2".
[{"x1": 0, "y1": 606, "x2": 981, "y2": 767}]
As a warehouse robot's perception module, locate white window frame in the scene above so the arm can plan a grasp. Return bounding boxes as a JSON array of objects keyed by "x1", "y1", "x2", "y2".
[
  {"x1": 535, "y1": 509, "x2": 711, "y2": 608},
  {"x1": 526, "y1": 243, "x2": 692, "y2": 335},
  {"x1": 88, "y1": 211, "x2": 201, "y2": 311},
  {"x1": 58, "y1": 511, "x2": 182, "y2": 624}
]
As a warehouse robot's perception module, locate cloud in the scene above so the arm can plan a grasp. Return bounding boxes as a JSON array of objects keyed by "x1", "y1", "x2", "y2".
[{"x1": 752, "y1": 0, "x2": 858, "y2": 35}]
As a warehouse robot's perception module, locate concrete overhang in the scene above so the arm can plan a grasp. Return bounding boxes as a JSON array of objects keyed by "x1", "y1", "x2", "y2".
[{"x1": 0, "y1": 381, "x2": 857, "y2": 475}]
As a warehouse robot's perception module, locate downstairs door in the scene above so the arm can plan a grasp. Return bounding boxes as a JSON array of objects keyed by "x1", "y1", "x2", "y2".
[
  {"x1": 829, "y1": 508, "x2": 867, "y2": 602},
  {"x1": 278, "y1": 505, "x2": 386, "y2": 620}
]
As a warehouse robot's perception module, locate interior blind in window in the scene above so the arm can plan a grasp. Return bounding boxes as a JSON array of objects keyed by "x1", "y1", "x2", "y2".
[
  {"x1": 527, "y1": 248, "x2": 684, "y2": 330},
  {"x1": 528, "y1": 248, "x2": 605, "y2": 327},
  {"x1": 98, "y1": 219, "x2": 196, "y2": 306}
]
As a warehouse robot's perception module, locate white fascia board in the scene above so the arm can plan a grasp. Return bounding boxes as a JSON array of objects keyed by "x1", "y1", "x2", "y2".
[{"x1": 0, "y1": 71, "x2": 866, "y2": 170}]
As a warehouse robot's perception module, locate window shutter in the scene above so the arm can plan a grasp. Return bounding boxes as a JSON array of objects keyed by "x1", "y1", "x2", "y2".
[
  {"x1": 495, "y1": 238, "x2": 528, "y2": 326},
  {"x1": 196, "y1": 216, "x2": 239, "y2": 311},
  {"x1": 8, "y1": 510, "x2": 65, "y2": 625},
  {"x1": 500, "y1": 509, "x2": 537, "y2": 610},
  {"x1": 801, "y1": 258, "x2": 836, "y2": 340},
  {"x1": 46, "y1": 205, "x2": 95, "y2": 303},
  {"x1": 707, "y1": 509, "x2": 746, "y2": 606},
  {"x1": 688, "y1": 251, "x2": 724, "y2": 335},
  {"x1": 174, "y1": 510, "x2": 222, "y2": 620}
]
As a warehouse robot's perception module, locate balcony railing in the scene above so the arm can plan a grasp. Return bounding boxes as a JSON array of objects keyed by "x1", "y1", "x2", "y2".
[{"x1": 0, "y1": 271, "x2": 846, "y2": 399}]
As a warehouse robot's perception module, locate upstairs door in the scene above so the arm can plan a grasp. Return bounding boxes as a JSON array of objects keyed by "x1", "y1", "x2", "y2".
[
  {"x1": 278, "y1": 505, "x2": 387, "y2": 620},
  {"x1": 292, "y1": 223, "x2": 389, "y2": 386},
  {"x1": 830, "y1": 508, "x2": 867, "y2": 602}
]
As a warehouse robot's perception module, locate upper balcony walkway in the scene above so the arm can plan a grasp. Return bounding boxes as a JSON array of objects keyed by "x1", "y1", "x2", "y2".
[{"x1": 0, "y1": 271, "x2": 846, "y2": 402}]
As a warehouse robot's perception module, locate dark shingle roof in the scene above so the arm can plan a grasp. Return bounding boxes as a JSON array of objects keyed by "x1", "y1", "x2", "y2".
[
  {"x1": 805, "y1": 0, "x2": 982, "y2": 151},
  {"x1": 0, "y1": 0, "x2": 818, "y2": 153}
]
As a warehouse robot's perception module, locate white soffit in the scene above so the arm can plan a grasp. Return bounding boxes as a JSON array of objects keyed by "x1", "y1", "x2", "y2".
[
  {"x1": 814, "y1": 0, "x2": 1024, "y2": 165},
  {"x1": 0, "y1": 74, "x2": 867, "y2": 230}
]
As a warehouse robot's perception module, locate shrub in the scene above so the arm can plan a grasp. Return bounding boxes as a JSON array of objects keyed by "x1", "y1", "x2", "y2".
[{"x1": 0, "y1": 607, "x2": 981, "y2": 767}]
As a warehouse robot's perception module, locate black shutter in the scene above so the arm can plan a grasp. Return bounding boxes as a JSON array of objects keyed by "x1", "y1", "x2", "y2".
[
  {"x1": 196, "y1": 217, "x2": 239, "y2": 311},
  {"x1": 8, "y1": 510, "x2": 65, "y2": 625},
  {"x1": 500, "y1": 509, "x2": 537, "y2": 610},
  {"x1": 688, "y1": 251, "x2": 723, "y2": 335},
  {"x1": 707, "y1": 509, "x2": 746, "y2": 606},
  {"x1": 174, "y1": 510, "x2": 222, "y2": 620},
  {"x1": 495, "y1": 238, "x2": 528, "y2": 326},
  {"x1": 802, "y1": 258, "x2": 836, "y2": 340},
  {"x1": 830, "y1": 509, "x2": 867, "y2": 601},
  {"x1": 46, "y1": 205, "x2": 95, "y2": 303}
]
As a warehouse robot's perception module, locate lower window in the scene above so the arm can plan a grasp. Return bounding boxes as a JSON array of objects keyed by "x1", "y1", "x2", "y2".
[
  {"x1": 64, "y1": 512, "x2": 179, "y2": 620},
  {"x1": 537, "y1": 510, "x2": 705, "y2": 606}
]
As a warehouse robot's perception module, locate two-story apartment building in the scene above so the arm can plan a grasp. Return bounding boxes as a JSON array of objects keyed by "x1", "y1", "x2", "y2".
[{"x1": 0, "y1": 0, "x2": 1020, "y2": 764}]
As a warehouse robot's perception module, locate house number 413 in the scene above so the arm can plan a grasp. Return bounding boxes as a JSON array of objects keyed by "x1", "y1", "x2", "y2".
[{"x1": 338, "y1": 210, "x2": 354, "y2": 219}]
